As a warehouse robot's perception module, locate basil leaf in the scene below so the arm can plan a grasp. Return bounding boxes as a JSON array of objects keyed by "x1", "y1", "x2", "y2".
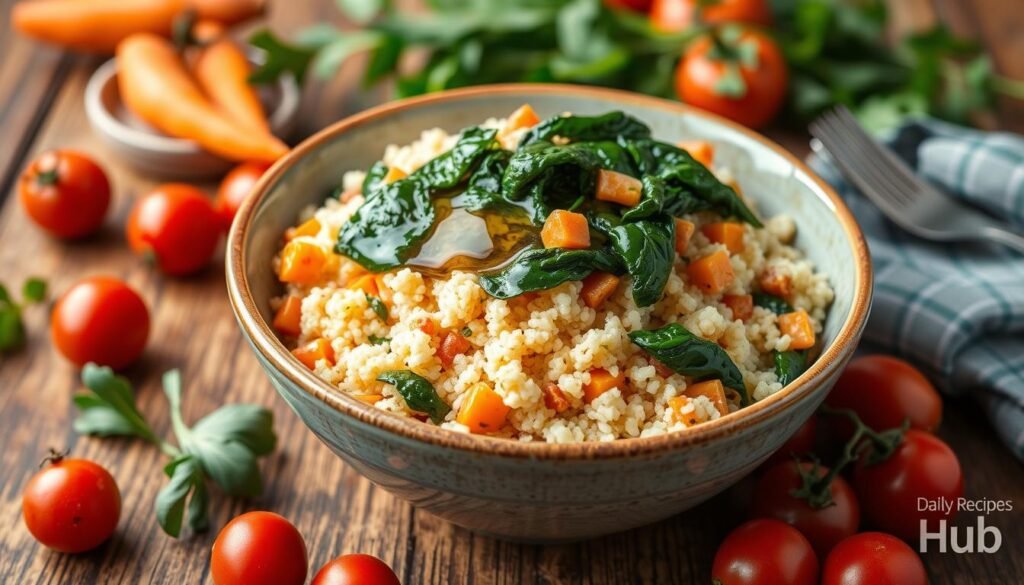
[
  {"x1": 774, "y1": 350, "x2": 808, "y2": 386},
  {"x1": 367, "y1": 295, "x2": 389, "y2": 321},
  {"x1": 155, "y1": 456, "x2": 205, "y2": 537},
  {"x1": 21, "y1": 278, "x2": 46, "y2": 303},
  {"x1": 377, "y1": 370, "x2": 450, "y2": 423},
  {"x1": 629, "y1": 323, "x2": 748, "y2": 405},
  {"x1": 520, "y1": 111, "x2": 651, "y2": 147},
  {"x1": 0, "y1": 284, "x2": 10, "y2": 305},
  {"x1": 0, "y1": 308, "x2": 25, "y2": 351},
  {"x1": 604, "y1": 216, "x2": 675, "y2": 307},
  {"x1": 753, "y1": 293, "x2": 794, "y2": 315},
  {"x1": 73, "y1": 364, "x2": 159, "y2": 442},
  {"x1": 480, "y1": 247, "x2": 623, "y2": 299},
  {"x1": 248, "y1": 29, "x2": 319, "y2": 84}
]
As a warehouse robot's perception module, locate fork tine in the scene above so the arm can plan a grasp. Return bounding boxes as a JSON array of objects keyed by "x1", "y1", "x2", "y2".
[{"x1": 828, "y1": 108, "x2": 923, "y2": 197}]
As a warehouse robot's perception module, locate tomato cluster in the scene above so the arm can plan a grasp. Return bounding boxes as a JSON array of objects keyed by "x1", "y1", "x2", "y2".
[{"x1": 712, "y1": 355, "x2": 961, "y2": 585}]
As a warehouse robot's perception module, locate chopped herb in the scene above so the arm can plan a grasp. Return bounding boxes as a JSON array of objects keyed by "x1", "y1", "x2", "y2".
[
  {"x1": 774, "y1": 350, "x2": 808, "y2": 386},
  {"x1": 753, "y1": 293, "x2": 794, "y2": 315},
  {"x1": 0, "y1": 276, "x2": 47, "y2": 352},
  {"x1": 460, "y1": 326, "x2": 472, "y2": 337},
  {"x1": 366, "y1": 295, "x2": 389, "y2": 321},
  {"x1": 377, "y1": 370, "x2": 450, "y2": 423},
  {"x1": 368, "y1": 335, "x2": 391, "y2": 345}
]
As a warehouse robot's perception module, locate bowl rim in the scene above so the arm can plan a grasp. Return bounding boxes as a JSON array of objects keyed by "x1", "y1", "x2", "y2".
[{"x1": 226, "y1": 83, "x2": 872, "y2": 460}]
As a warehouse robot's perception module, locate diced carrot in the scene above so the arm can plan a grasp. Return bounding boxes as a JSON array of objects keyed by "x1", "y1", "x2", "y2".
[
  {"x1": 352, "y1": 393, "x2": 383, "y2": 405},
  {"x1": 667, "y1": 396, "x2": 699, "y2": 425},
  {"x1": 347, "y1": 273, "x2": 379, "y2": 296},
  {"x1": 541, "y1": 209, "x2": 591, "y2": 249},
  {"x1": 759, "y1": 267, "x2": 793, "y2": 297},
  {"x1": 279, "y1": 240, "x2": 326, "y2": 284},
  {"x1": 505, "y1": 104, "x2": 541, "y2": 131},
  {"x1": 684, "y1": 379, "x2": 728, "y2": 417},
  {"x1": 419, "y1": 319, "x2": 438, "y2": 336},
  {"x1": 678, "y1": 140, "x2": 715, "y2": 167},
  {"x1": 383, "y1": 166, "x2": 406, "y2": 184},
  {"x1": 652, "y1": 359, "x2": 675, "y2": 378},
  {"x1": 595, "y1": 169, "x2": 643, "y2": 207},
  {"x1": 779, "y1": 309, "x2": 815, "y2": 350},
  {"x1": 722, "y1": 294, "x2": 753, "y2": 321},
  {"x1": 674, "y1": 218, "x2": 696, "y2": 256},
  {"x1": 583, "y1": 368, "x2": 625, "y2": 404},
  {"x1": 702, "y1": 222, "x2": 745, "y2": 254},
  {"x1": 284, "y1": 218, "x2": 320, "y2": 241},
  {"x1": 580, "y1": 272, "x2": 620, "y2": 308},
  {"x1": 438, "y1": 331, "x2": 472, "y2": 368},
  {"x1": 456, "y1": 382, "x2": 510, "y2": 433},
  {"x1": 687, "y1": 250, "x2": 735, "y2": 295},
  {"x1": 543, "y1": 383, "x2": 571, "y2": 413},
  {"x1": 272, "y1": 295, "x2": 303, "y2": 337},
  {"x1": 292, "y1": 338, "x2": 335, "y2": 370}
]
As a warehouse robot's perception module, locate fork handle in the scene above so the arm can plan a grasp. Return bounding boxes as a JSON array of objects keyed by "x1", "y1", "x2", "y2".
[{"x1": 981, "y1": 226, "x2": 1024, "y2": 255}]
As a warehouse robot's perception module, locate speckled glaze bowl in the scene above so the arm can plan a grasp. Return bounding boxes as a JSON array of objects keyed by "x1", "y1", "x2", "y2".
[{"x1": 226, "y1": 85, "x2": 872, "y2": 542}]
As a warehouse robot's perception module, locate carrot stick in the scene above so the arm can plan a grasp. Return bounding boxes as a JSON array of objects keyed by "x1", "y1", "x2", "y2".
[
  {"x1": 193, "y1": 38, "x2": 270, "y2": 134},
  {"x1": 117, "y1": 34, "x2": 288, "y2": 163}
]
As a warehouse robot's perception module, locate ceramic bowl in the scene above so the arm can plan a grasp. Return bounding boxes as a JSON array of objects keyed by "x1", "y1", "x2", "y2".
[
  {"x1": 84, "y1": 59, "x2": 300, "y2": 180},
  {"x1": 226, "y1": 85, "x2": 872, "y2": 542}
]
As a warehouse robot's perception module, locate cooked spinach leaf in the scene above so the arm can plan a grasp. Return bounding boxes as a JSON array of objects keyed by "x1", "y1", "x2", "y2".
[
  {"x1": 368, "y1": 335, "x2": 391, "y2": 345},
  {"x1": 377, "y1": 370, "x2": 450, "y2": 423},
  {"x1": 620, "y1": 175, "x2": 666, "y2": 222},
  {"x1": 361, "y1": 160, "x2": 389, "y2": 196},
  {"x1": 366, "y1": 295, "x2": 388, "y2": 321},
  {"x1": 753, "y1": 293, "x2": 794, "y2": 315},
  {"x1": 629, "y1": 323, "x2": 748, "y2": 404},
  {"x1": 520, "y1": 111, "x2": 651, "y2": 147},
  {"x1": 457, "y1": 149, "x2": 512, "y2": 211},
  {"x1": 774, "y1": 350, "x2": 807, "y2": 386},
  {"x1": 604, "y1": 216, "x2": 675, "y2": 307},
  {"x1": 480, "y1": 247, "x2": 623, "y2": 299}
]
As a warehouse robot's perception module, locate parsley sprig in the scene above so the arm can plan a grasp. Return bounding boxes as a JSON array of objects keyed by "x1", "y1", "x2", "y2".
[
  {"x1": 73, "y1": 364, "x2": 276, "y2": 537},
  {"x1": 0, "y1": 277, "x2": 47, "y2": 352}
]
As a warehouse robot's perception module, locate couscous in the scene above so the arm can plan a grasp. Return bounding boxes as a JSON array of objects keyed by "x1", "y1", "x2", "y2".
[{"x1": 271, "y1": 106, "x2": 833, "y2": 442}]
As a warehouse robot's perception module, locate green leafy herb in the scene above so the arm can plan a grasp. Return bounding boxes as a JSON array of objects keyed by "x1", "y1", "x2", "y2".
[
  {"x1": 248, "y1": 29, "x2": 320, "y2": 84},
  {"x1": 366, "y1": 295, "x2": 389, "y2": 321},
  {"x1": 629, "y1": 323, "x2": 748, "y2": 404},
  {"x1": 753, "y1": 293, "x2": 794, "y2": 315},
  {"x1": 377, "y1": 370, "x2": 450, "y2": 423},
  {"x1": 774, "y1": 350, "x2": 807, "y2": 386},
  {"x1": 0, "y1": 276, "x2": 47, "y2": 352},
  {"x1": 480, "y1": 247, "x2": 623, "y2": 299},
  {"x1": 369, "y1": 335, "x2": 391, "y2": 345},
  {"x1": 72, "y1": 364, "x2": 276, "y2": 537},
  {"x1": 520, "y1": 111, "x2": 651, "y2": 147}
]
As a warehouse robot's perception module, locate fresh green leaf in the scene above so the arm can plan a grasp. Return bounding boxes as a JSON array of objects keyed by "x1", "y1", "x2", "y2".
[
  {"x1": 155, "y1": 456, "x2": 205, "y2": 537},
  {"x1": 0, "y1": 284, "x2": 10, "y2": 305},
  {"x1": 21, "y1": 278, "x2": 46, "y2": 303},
  {"x1": 367, "y1": 295, "x2": 389, "y2": 321},
  {"x1": 369, "y1": 335, "x2": 391, "y2": 345},
  {"x1": 0, "y1": 308, "x2": 25, "y2": 351},
  {"x1": 557, "y1": 0, "x2": 600, "y2": 59},
  {"x1": 377, "y1": 370, "x2": 451, "y2": 423},
  {"x1": 248, "y1": 29, "x2": 320, "y2": 84},
  {"x1": 480, "y1": 247, "x2": 623, "y2": 299},
  {"x1": 335, "y1": 0, "x2": 387, "y2": 24},
  {"x1": 364, "y1": 33, "x2": 405, "y2": 86},
  {"x1": 629, "y1": 323, "x2": 748, "y2": 404},
  {"x1": 774, "y1": 350, "x2": 807, "y2": 386},
  {"x1": 73, "y1": 364, "x2": 160, "y2": 443},
  {"x1": 752, "y1": 293, "x2": 793, "y2": 315},
  {"x1": 311, "y1": 31, "x2": 383, "y2": 80}
]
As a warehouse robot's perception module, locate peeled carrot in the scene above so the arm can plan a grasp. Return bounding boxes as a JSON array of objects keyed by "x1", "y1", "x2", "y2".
[
  {"x1": 684, "y1": 379, "x2": 728, "y2": 416},
  {"x1": 278, "y1": 240, "x2": 326, "y2": 284},
  {"x1": 193, "y1": 38, "x2": 270, "y2": 135},
  {"x1": 346, "y1": 273, "x2": 379, "y2": 296},
  {"x1": 457, "y1": 382, "x2": 510, "y2": 433},
  {"x1": 702, "y1": 222, "x2": 745, "y2": 254},
  {"x1": 779, "y1": 309, "x2": 815, "y2": 350},
  {"x1": 117, "y1": 34, "x2": 288, "y2": 163},
  {"x1": 543, "y1": 383, "x2": 571, "y2": 413},
  {"x1": 759, "y1": 267, "x2": 793, "y2": 297},
  {"x1": 292, "y1": 338, "x2": 334, "y2": 370},
  {"x1": 580, "y1": 272, "x2": 620, "y2": 308},
  {"x1": 272, "y1": 295, "x2": 302, "y2": 336},
  {"x1": 678, "y1": 140, "x2": 715, "y2": 167},
  {"x1": 722, "y1": 294, "x2": 753, "y2": 321},
  {"x1": 674, "y1": 218, "x2": 696, "y2": 256},
  {"x1": 541, "y1": 210, "x2": 591, "y2": 249},
  {"x1": 583, "y1": 369, "x2": 625, "y2": 403},
  {"x1": 667, "y1": 396, "x2": 699, "y2": 425},
  {"x1": 284, "y1": 218, "x2": 320, "y2": 241},
  {"x1": 438, "y1": 331, "x2": 471, "y2": 369},
  {"x1": 505, "y1": 104, "x2": 541, "y2": 132},
  {"x1": 595, "y1": 169, "x2": 643, "y2": 207},
  {"x1": 687, "y1": 250, "x2": 735, "y2": 295},
  {"x1": 12, "y1": 0, "x2": 264, "y2": 54}
]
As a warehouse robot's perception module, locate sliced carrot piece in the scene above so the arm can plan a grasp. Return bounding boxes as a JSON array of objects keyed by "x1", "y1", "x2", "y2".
[
  {"x1": 583, "y1": 368, "x2": 625, "y2": 404},
  {"x1": 292, "y1": 338, "x2": 335, "y2": 370},
  {"x1": 667, "y1": 396, "x2": 699, "y2": 425},
  {"x1": 687, "y1": 250, "x2": 735, "y2": 295},
  {"x1": 674, "y1": 218, "x2": 696, "y2": 256},
  {"x1": 677, "y1": 140, "x2": 714, "y2": 167},
  {"x1": 684, "y1": 379, "x2": 728, "y2": 417},
  {"x1": 702, "y1": 222, "x2": 745, "y2": 254},
  {"x1": 505, "y1": 104, "x2": 541, "y2": 131},
  {"x1": 347, "y1": 273, "x2": 379, "y2": 296},
  {"x1": 438, "y1": 330, "x2": 472, "y2": 369},
  {"x1": 759, "y1": 267, "x2": 793, "y2": 298},
  {"x1": 779, "y1": 309, "x2": 815, "y2": 350},
  {"x1": 272, "y1": 295, "x2": 303, "y2": 337},
  {"x1": 722, "y1": 294, "x2": 753, "y2": 321},
  {"x1": 284, "y1": 217, "x2": 320, "y2": 241},
  {"x1": 457, "y1": 382, "x2": 510, "y2": 433},
  {"x1": 279, "y1": 240, "x2": 326, "y2": 284},
  {"x1": 541, "y1": 209, "x2": 591, "y2": 249},
  {"x1": 383, "y1": 166, "x2": 407, "y2": 184},
  {"x1": 595, "y1": 169, "x2": 643, "y2": 207},
  {"x1": 543, "y1": 383, "x2": 571, "y2": 413},
  {"x1": 580, "y1": 272, "x2": 620, "y2": 309},
  {"x1": 352, "y1": 393, "x2": 383, "y2": 405}
]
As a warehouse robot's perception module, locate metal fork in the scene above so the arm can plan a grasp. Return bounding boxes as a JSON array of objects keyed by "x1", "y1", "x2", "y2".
[{"x1": 809, "y1": 106, "x2": 1024, "y2": 254}]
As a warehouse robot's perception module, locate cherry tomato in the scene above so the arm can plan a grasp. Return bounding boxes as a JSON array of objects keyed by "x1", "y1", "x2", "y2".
[
  {"x1": 752, "y1": 462, "x2": 860, "y2": 556},
  {"x1": 604, "y1": 0, "x2": 653, "y2": 11},
  {"x1": 712, "y1": 519, "x2": 818, "y2": 585},
  {"x1": 765, "y1": 415, "x2": 817, "y2": 466},
  {"x1": 822, "y1": 532, "x2": 927, "y2": 585},
  {"x1": 22, "y1": 454, "x2": 121, "y2": 553},
  {"x1": 853, "y1": 429, "x2": 963, "y2": 541},
  {"x1": 650, "y1": 0, "x2": 772, "y2": 32},
  {"x1": 674, "y1": 28, "x2": 787, "y2": 129},
  {"x1": 312, "y1": 554, "x2": 401, "y2": 585},
  {"x1": 18, "y1": 150, "x2": 110, "y2": 239},
  {"x1": 51, "y1": 276, "x2": 150, "y2": 369},
  {"x1": 127, "y1": 184, "x2": 223, "y2": 276},
  {"x1": 215, "y1": 161, "x2": 272, "y2": 230},
  {"x1": 826, "y1": 355, "x2": 942, "y2": 440},
  {"x1": 212, "y1": 511, "x2": 308, "y2": 585}
]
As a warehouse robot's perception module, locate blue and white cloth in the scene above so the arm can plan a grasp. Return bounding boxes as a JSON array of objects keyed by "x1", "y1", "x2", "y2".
[{"x1": 810, "y1": 118, "x2": 1024, "y2": 460}]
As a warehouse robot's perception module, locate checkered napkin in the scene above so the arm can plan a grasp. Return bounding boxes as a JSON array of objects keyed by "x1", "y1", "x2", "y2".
[{"x1": 809, "y1": 118, "x2": 1024, "y2": 460}]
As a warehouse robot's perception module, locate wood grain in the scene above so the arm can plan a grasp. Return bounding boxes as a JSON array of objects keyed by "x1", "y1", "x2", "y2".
[{"x1": 1, "y1": 0, "x2": 1023, "y2": 583}]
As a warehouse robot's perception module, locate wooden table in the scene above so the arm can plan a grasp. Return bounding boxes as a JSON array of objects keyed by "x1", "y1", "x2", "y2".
[{"x1": 1, "y1": 1, "x2": 1022, "y2": 583}]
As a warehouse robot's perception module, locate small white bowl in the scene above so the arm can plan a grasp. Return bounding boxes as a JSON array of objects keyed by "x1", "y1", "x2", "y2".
[{"x1": 85, "y1": 58, "x2": 300, "y2": 180}]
